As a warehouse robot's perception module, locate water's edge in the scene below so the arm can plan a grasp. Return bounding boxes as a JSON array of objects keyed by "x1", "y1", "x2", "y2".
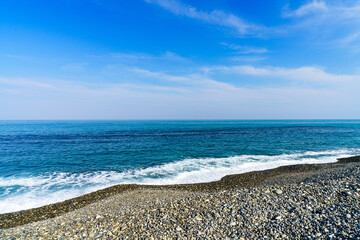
[
  {"x1": 2, "y1": 120, "x2": 359, "y2": 214},
  {"x1": 1, "y1": 155, "x2": 359, "y2": 229}
]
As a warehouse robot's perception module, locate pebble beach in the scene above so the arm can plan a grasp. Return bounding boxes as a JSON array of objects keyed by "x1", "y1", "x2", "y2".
[{"x1": 1, "y1": 156, "x2": 359, "y2": 239}]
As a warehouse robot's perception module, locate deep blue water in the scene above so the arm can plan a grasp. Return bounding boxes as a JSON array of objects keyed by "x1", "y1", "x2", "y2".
[{"x1": 0, "y1": 120, "x2": 360, "y2": 213}]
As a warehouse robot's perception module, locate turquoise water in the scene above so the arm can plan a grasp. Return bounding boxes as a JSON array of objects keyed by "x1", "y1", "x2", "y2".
[{"x1": 0, "y1": 120, "x2": 360, "y2": 213}]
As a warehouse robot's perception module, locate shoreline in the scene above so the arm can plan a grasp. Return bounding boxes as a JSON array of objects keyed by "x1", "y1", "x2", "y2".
[{"x1": 0, "y1": 155, "x2": 359, "y2": 229}]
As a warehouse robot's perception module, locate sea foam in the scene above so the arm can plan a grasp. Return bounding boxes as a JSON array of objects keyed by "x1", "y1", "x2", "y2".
[{"x1": 0, "y1": 149, "x2": 356, "y2": 214}]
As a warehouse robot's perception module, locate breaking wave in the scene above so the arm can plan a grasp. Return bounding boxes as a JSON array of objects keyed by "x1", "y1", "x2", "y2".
[{"x1": 0, "y1": 149, "x2": 357, "y2": 214}]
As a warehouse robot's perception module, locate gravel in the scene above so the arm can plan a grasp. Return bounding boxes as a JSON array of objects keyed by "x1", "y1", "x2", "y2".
[{"x1": 0, "y1": 159, "x2": 359, "y2": 239}]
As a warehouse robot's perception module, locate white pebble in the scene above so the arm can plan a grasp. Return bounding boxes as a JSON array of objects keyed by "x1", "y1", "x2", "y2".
[{"x1": 275, "y1": 189, "x2": 283, "y2": 194}]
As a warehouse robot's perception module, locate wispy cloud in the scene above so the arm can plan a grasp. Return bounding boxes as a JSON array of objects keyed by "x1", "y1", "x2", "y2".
[
  {"x1": 221, "y1": 43, "x2": 268, "y2": 54},
  {"x1": 111, "y1": 51, "x2": 187, "y2": 61},
  {"x1": 0, "y1": 76, "x2": 188, "y2": 96},
  {"x1": 283, "y1": 0, "x2": 360, "y2": 21},
  {"x1": 4, "y1": 63, "x2": 356, "y2": 95},
  {"x1": 130, "y1": 67, "x2": 238, "y2": 91},
  {"x1": 1, "y1": 71, "x2": 359, "y2": 119},
  {"x1": 282, "y1": 1, "x2": 360, "y2": 49},
  {"x1": 88, "y1": 51, "x2": 190, "y2": 65},
  {"x1": 61, "y1": 63, "x2": 87, "y2": 72},
  {"x1": 207, "y1": 65, "x2": 360, "y2": 84},
  {"x1": 335, "y1": 31, "x2": 360, "y2": 50},
  {"x1": 2, "y1": 61, "x2": 360, "y2": 119},
  {"x1": 130, "y1": 68, "x2": 193, "y2": 83},
  {"x1": 228, "y1": 56, "x2": 267, "y2": 62},
  {"x1": 282, "y1": 1, "x2": 328, "y2": 18},
  {"x1": 220, "y1": 43, "x2": 268, "y2": 62},
  {"x1": 4, "y1": 54, "x2": 35, "y2": 60},
  {"x1": 145, "y1": 0, "x2": 266, "y2": 36},
  {"x1": 0, "y1": 77, "x2": 57, "y2": 90}
]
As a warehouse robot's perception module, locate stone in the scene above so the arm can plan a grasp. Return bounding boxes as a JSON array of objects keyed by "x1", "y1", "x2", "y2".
[{"x1": 275, "y1": 189, "x2": 283, "y2": 194}]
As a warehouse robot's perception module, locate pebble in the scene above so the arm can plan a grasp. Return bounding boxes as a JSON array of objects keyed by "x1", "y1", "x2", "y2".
[
  {"x1": 0, "y1": 163, "x2": 359, "y2": 239},
  {"x1": 275, "y1": 189, "x2": 283, "y2": 194}
]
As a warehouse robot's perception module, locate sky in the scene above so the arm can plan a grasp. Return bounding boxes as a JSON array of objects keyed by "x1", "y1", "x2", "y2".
[{"x1": 1, "y1": 0, "x2": 360, "y2": 119}]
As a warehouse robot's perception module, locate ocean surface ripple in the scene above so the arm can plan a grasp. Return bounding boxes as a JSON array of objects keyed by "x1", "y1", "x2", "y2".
[{"x1": 0, "y1": 120, "x2": 359, "y2": 213}]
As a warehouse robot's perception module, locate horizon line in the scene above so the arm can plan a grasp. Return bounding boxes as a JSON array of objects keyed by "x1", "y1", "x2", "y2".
[{"x1": 1, "y1": 118, "x2": 360, "y2": 121}]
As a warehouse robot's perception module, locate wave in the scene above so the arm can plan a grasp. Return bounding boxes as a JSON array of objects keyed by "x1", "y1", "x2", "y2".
[{"x1": 0, "y1": 149, "x2": 357, "y2": 214}]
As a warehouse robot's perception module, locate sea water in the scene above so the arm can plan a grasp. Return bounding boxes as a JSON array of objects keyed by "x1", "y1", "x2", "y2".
[{"x1": 0, "y1": 120, "x2": 359, "y2": 213}]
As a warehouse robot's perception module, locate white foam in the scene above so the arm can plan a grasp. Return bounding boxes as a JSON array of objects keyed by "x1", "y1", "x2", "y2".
[
  {"x1": 0, "y1": 149, "x2": 357, "y2": 214},
  {"x1": 0, "y1": 188, "x2": 85, "y2": 214},
  {"x1": 125, "y1": 149, "x2": 354, "y2": 185}
]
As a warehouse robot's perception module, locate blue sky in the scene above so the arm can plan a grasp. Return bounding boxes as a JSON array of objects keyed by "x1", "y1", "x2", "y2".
[{"x1": 1, "y1": 0, "x2": 360, "y2": 119}]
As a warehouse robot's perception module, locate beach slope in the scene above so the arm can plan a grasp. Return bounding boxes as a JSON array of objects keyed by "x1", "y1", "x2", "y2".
[{"x1": 0, "y1": 156, "x2": 359, "y2": 239}]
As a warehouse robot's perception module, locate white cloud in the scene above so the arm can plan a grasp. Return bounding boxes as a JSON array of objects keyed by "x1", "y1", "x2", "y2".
[
  {"x1": 278, "y1": 1, "x2": 360, "y2": 51},
  {"x1": 115, "y1": 83, "x2": 188, "y2": 93},
  {"x1": 0, "y1": 76, "x2": 189, "y2": 96},
  {"x1": 283, "y1": 0, "x2": 360, "y2": 21},
  {"x1": 220, "y1": 43, "x2": 268, "y2": 62},
  {"x1": 130, "y1": 67, "x2": 238, "y2": 92},
  {"x1": 0, "y1": 77, "x2": 57, "y2": 90},
  {"x1": 110, "y1": 51, "x2": 188, "y2": 62},
  {"x1": 283, "y1": 1, "x2": 360, "y2": 45},
  {"x1": 228, "y1": 56, "x2": 267, "y2": 62},
  {"x1": 1, "y1": 76, "x2": 358, "y2": 119},
  {"x1": 145, "y1": 0, "x2": 265, "y2": 36},
  {"x1": 4, "y1": 54, "x2": 35, "y2": 60},
  {"x1": 208, "y1": 65, "x2": 360, "y2": 84},
  {"x1": 221, "y1": 43, "x2": 268, "y2": 54},
  {"x1": 283, "y1": 1, "x2": 328, "y2": 17},
  {"x1": 130, "y1": 68, "x2": 191, "y2": 83},
  {"x1": 1, "y1": 63, "x2": 360, "y2": 119},
  {"x1": 4, "y1": 64, "x2": 357, "y2": 97},
  {"x1": 61, "y1": 63, "x2": 87, "y2": 72},
  {"x1": 336, "y1": 32, "x2": 360, "y2": 46}
]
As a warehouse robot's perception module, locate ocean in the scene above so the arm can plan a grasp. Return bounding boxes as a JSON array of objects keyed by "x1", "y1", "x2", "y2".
[{"x1": 0, "y1": 120, "x2": 359, "y2": 214}]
